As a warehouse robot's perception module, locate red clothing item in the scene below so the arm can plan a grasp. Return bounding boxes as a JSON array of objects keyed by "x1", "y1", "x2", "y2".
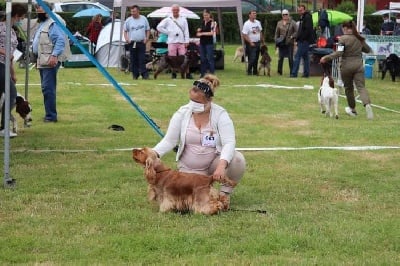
[{"x1": 86, "y1": 21, "x2": 102, "y2": 44}]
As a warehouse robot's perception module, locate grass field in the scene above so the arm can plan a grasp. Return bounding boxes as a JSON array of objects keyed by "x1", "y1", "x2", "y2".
[{"x1": 1, "y1": 44, "x2": 399, "y2": 264}]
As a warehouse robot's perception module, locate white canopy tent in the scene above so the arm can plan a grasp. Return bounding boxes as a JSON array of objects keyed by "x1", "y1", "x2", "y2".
[
  {"x1": 113, "y1": 0, "x2": 244, "y2": 38},
  {"x1": 111, "y1": 0, "x2": 244, "y2": 68}
]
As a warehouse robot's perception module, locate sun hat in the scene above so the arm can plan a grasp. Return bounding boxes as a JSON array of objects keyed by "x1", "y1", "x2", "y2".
[{"x1": 282, "y1": 9, "x2": 289, "y2": 15}]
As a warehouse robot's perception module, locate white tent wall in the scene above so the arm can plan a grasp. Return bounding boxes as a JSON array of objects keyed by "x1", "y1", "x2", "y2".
[{"x1": 95, "y1": 20, "x2": 126, "y2": 67}]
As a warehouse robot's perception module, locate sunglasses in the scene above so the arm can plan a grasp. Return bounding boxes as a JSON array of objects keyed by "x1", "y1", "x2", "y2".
[
  {"x1": 193, "y1": 81, "x2": 214, "y2": 98},
  {"x1": 282, "y1": 14, "x2": 289, "y2": 16}
]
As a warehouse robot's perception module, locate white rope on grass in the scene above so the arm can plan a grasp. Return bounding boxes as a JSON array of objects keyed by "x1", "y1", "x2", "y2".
[
  {"x1": 15, "y1": 83, "x2": 400, "y2": 114},
  {"x1": 338, "y1": 95, "x2": 400, "y2": 114},
  {"x1": 5, "y1": 146, "x2": 400, "y2": 153},
  {"x1": 233, "y1": 84, "x2": 314, "y2": 90}
]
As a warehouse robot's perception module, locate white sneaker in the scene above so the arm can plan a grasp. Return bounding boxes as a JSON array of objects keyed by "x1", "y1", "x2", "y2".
[
  {"x1": 345, "y1": 107, "x2": 357, "y2": 117},
  {"x1": 0, "y1": 129, "x2": 17, "y2": 138},
  {"x1": 365, "y1": 104, "x2": 374, "y2": 120}
]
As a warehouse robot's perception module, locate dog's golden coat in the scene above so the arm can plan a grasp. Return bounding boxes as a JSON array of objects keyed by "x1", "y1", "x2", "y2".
[
  {"x1": 132, "y1": 147, "x2": 236, "y2": 215},
  {"x1": 233, "y1": 46, "x2": 244, "y2": 62}
]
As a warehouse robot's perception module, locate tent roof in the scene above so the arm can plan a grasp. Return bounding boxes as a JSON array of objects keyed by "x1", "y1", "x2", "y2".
[{"x1": 113, "y1": 0, "x2": 241, "y2": 8}]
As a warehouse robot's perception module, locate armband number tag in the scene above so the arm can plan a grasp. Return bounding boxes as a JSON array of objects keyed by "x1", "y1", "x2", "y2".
[{"x1": 337, "y1": 44, "x2": 344, "y2": 52}]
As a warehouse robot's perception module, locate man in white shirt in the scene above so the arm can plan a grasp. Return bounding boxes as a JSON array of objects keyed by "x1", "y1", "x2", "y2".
[{"x1": 241, "y1": 10, "x2": 264, "y2": 75}]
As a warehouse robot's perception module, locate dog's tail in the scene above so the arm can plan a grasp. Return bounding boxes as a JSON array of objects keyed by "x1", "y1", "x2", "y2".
[{"x1": 212, "y1": 175, "x2": 237, "y2": 187}]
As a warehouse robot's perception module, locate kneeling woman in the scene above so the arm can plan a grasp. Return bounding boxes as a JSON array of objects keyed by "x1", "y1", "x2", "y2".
[{"x1": 153, "y1": 74, "x2": 246, "y2": 210}]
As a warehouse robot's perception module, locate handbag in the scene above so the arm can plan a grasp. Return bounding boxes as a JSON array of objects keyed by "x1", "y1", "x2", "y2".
[
  {"x1": 275, "y1": 22, "x2": 290, "y2": 48},
  {"x1": 275, "y1": 36, "x2": 286, "y2": 48}
]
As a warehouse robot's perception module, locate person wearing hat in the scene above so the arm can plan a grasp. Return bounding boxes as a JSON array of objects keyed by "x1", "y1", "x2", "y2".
[
  {"x1": 152, "y1": 74, "x2": 246, "y2": 210},
  {"x1": 274, "y1": 9, "x2": 297, "y2": 76}
]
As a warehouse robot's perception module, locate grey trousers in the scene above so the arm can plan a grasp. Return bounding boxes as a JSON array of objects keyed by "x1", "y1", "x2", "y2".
[{"x1": 178, "y1": 151, "x2": 246, "y2": 194}]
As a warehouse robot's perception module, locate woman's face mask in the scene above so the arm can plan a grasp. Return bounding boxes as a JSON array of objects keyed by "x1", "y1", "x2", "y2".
[
  {"x1": 189, "y1": 100, "x2": 205, "y2": 113},
  {"x1": 14, "y1": 21, "x2": 22, "y2": 27}
]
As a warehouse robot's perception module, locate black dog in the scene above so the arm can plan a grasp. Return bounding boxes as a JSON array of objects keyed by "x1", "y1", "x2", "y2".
[{"x1": 381, "y1": 53, "x2": 400, "y2": 82}]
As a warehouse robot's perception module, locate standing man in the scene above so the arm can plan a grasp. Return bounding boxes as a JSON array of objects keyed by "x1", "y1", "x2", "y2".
[
  {"x1": 32, "y1": 1, "x2": 70, "y2": 123},
  {"x1": 123, "y1": 5, "x2": 150, "y2": 80},
  {"x1": 156, "y1": 4, "x2": 190, "y2": 79},
  {"x1": 290, "y1": 4, "x2": 314, "y2": 78},
  {"x1": 242, "y1": 10, "x2": 264, "y2": 76}
]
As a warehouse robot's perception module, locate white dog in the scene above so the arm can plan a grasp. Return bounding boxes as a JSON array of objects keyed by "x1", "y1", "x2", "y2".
[{"x1": 318, "y1": 76, "x2": 339, "y2": 119}]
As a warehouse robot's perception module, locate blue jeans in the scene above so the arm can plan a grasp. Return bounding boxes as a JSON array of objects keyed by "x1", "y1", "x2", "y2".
[
  {"x1": 0, "y1": 63, "x2": 17, "y2": 129},
  {"x1": 39, "y1": 62, "x2": 60, "y2": 121},
  {"x1": 246, "y1": 42, "x2": 260, "y2": 75},
  {"x1": 291, "y1": 41, "x2": 310, "y2": 77},
  {"x1": 199, "y1": 43, "x2": 215, "y2": 77},
  {"x1": 129, "y1": 42, "x2": 148, "y2": 79}
]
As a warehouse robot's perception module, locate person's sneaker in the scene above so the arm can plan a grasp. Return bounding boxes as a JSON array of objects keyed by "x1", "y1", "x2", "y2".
[
  {"x1": 365, "y1": 104, "x2": 374, "y2": 120},
  {"x1": 43, "y1": 118, "x2": 58, "y2": 123},
  {"x1": 345, "y1": 107, "x2": 357, "y2": 117},
  {"x1": 0, "y1": 129, "x2": 17, "y2": 138}
]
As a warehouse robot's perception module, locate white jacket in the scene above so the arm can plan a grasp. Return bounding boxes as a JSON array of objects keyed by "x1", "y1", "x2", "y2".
[
  {"x1": 156, "y1": 16, "x2": 189, "y2": 44},
  {"x1": 153, "y1": 102, "x2": 236, "y2": 163}
]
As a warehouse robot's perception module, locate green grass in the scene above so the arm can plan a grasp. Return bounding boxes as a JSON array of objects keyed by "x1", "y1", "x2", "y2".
[{"x1": 1, "y1": 44, "x2": 399, "y2": 264}]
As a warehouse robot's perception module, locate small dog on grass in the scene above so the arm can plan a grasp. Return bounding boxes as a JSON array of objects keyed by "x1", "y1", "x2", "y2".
[
  {"x1": 233, "y1": 46, "x2": 244, "y2": 62},
  {"x1": 132, "y1": 147, "x2": 236, "y2": 214},
  {"x1": 0, "y1": 92, "x2": 32, "y2": 134},
  {"x1": 258, "y1": 45, "x2": 271, "y2": 76},
  {"x1": 318, "y1": 75, "x2": 339, "y2": 119}
]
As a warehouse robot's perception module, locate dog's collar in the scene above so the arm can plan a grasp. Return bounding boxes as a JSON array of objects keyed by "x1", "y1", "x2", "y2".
[{"x1": 156, "y1": 168, "x2": 171, "y2": 174}]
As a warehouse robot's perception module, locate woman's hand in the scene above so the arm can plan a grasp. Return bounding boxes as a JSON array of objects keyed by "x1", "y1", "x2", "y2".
[{"x1": 213, "y1": 159, "x2": 228, "y2": 180}]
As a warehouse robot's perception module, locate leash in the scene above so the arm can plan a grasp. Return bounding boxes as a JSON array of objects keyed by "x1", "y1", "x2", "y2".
[
  {"x1": 36, "y1": 0, "x2": 165, "y2": 138},
  {"x1": 229, "y1": 208, "x2": 268, "y2": 214}
]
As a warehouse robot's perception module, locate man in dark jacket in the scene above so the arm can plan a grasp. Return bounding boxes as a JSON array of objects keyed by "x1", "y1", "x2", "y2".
[{"x1": 290, "y1": 4, "x2": 314, "y2": 78}]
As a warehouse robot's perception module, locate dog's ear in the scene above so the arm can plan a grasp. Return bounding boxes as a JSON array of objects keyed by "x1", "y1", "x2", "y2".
[{"x1": 145, "y1": 157, "x2": 157, "y2": 184}]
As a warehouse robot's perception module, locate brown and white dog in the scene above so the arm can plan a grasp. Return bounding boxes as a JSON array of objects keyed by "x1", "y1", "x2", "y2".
[
  {"x1": 132, "y1": 147, "x2": 236, "y2": 215},
  {"x1": 233, "y1": 46, "x2": 244, "y2": 62},
  {"x1": 258, "y1": 45, "x2": 271, "y2": 76},
  {"x1": 0, "y1": 92, "x2": 32, "y2": 133},
  {"x1": 318, "y1": 75, "x2": 339, "y2": 119}
]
